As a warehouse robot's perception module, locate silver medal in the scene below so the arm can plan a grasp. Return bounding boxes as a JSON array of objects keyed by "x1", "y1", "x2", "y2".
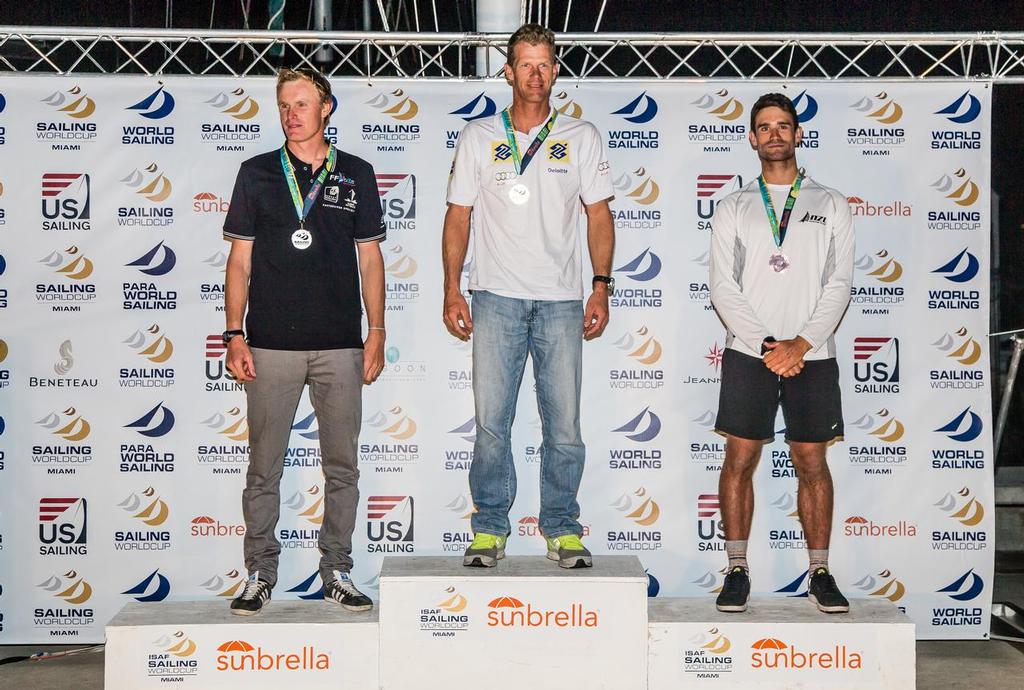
[
  {"x1": 508, "y1": 183, "x2": 530, "y2": 205},
  {"x1": 768, "y1": 250, "x2": 790, "y2": 273},
  {"x1": 291, "y1": 228, "x2": 312, "y2": 250}
]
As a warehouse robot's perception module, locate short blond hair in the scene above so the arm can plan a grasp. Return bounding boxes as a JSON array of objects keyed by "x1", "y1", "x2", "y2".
[
  {"x1": 507, "y1": 23, "x2": 556, "y2": 66},
  {"x1": 276, "y1": 67, "x2": 332, "y2": 106}
]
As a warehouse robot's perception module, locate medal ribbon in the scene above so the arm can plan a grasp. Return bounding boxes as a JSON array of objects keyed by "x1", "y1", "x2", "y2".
[
  {"x1": 500, "y1": 107, "x2": 558, "y2": 176},
  {"x1": 280, "y1": 143, "x2": 336, "y2": 228},
  {"x1": 757, "y1": 173, "x2": 804, "y2": 248}
]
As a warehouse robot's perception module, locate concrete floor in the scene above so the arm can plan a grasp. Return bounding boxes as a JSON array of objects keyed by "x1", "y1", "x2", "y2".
[{"x1": 3, "y1": 572, "x2": 1024, "y2": 689}]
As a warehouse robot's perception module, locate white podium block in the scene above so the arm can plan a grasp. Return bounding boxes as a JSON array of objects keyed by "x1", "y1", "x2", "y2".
[
  {"x1": 104, "y1": 601, "x2": 379, "y2": 689},
  {"x1": 379, "y1": 555, "x2": 648, "y2": 690},
  {"x1": 648, "y1": 597, "x2": 915, "y2": 689}
]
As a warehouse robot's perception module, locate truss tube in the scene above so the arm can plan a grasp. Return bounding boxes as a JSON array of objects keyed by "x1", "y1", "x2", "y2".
[{"x1": 1, "y1": 28, "x2": 1022, "y2": 81}]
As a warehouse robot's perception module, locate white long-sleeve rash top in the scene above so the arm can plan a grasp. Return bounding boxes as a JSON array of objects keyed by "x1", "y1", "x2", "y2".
[{"x1": 709, "y1": 175, "x2": 855, "y2": 361}]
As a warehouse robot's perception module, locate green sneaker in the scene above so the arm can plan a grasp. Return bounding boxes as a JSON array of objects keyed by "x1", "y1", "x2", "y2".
[
  {"x1": 463, "y1": 533, "x2": 506, "y2": 567},
  {"x1": 545, "y1": 534, "x2": 593, "y2": 569}
]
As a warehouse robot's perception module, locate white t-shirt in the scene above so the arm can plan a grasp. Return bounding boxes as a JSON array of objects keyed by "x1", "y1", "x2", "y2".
[
  {"x1": 446, "y1": 107, "x2": 614, "y2": 300},
  {"x1": 709, "y1": 175, "x2": 855, "y2": 360}
]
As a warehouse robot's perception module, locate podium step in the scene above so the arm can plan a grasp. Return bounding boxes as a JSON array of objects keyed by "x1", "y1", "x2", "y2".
[
  {"x1": 648, "y1": 597, "x2": 916, "y2": 689},
  {"x1": 379, "y1": 555, "x2": 649, "y2": 690},
  {"x1": 104, "y1": 601, "x2": 379, "y2": 689}
]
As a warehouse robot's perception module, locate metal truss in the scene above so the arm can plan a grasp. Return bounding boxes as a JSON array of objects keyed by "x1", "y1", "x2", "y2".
[{"x1": 2, "y1": 27, "x2": 1024, "y2": 81}]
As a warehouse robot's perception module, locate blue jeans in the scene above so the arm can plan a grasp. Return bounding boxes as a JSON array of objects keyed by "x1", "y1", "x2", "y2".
[{"x1": 469, "y1": 290, "x2": 585, "y2": 539}]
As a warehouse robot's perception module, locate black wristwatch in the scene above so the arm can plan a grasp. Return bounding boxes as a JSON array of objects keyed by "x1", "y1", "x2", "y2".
[
  {"x1": 592, "y1": 275, "x2": 615, "y2": 295},
  {"x1": 222, "y1": 329, "x2": 246, "y2": 344},
  {"x1": 761, "y1": 336, "x2": 777, "y2": 355}
]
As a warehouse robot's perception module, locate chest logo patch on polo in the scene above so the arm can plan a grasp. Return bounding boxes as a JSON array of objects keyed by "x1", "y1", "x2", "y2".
[
  {"x1": 324, "y1": 185, "x2": 340, "y2": 203},
  {"x1": 547, "y1": 140, "x2": 570, "y2": 163},
  {"x1": 343, "y1": 188, "x2": 358, "y2": 212},
  {"x1": 799, "y1": 211, "x2": 827, "y2": 225},
  {"x1": 491, "y1": 141, "x2": 512, "y2": 163}
]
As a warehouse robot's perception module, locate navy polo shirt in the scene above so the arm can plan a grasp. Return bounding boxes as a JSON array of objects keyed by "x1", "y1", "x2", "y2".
[{"x1": 223, "y1": 144, "x2": 385, "y2": 350}]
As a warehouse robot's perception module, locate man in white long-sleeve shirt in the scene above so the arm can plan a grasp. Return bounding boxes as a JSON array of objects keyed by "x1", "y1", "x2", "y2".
[{"x1": 709, "y1": 92, "x2": 854, "y2": 615}]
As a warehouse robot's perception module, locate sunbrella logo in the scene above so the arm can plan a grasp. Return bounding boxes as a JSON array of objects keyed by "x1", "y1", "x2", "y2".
[
  {"x1": 843, "y1": 515, "x2": 916, "y2": 539},
  {"x1": 190, "y1": 515, "x2": 245, "y2": 538},
  {"x1": 613, "y1": 167, "x2": 660, "y2": 205},
  {"x1": 852, "y1": 569, "x2": 906, "y2": 602},
  {"x1": 486, "y1": 596, "x2": 598, "y2": 628},
  {"x1": 215, "y1": 639, "x2": 330, "y2": 672},
  {"x1": 192, "y1": 191, "x2": 231, "y2": 213},
  {"x1": 750, "y1": 637, "x2": 863, "y2": 670}
]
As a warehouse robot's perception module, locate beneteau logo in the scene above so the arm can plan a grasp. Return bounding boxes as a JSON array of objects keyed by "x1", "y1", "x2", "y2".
[
  {"x1": 215, "y1": 639, "x2": 330, "y2": 671},
  {"x1": 485, "y1": 595, "x2": 598, "y2": 628}
]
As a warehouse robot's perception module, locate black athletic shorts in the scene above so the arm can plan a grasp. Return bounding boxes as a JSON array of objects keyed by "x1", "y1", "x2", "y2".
[{"x1": 714, "y1": 348, "x2": 844, "y2": 444}]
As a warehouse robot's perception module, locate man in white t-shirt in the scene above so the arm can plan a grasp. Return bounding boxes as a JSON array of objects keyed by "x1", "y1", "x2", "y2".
[
  {"x1": 442, "y1": 23, "x2": 615, "y2": 569},
  {"x1": 709, "y1": 93, "x2": 854, "y2": 613}
]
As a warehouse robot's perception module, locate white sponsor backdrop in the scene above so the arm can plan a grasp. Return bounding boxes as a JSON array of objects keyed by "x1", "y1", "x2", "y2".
[{"x1": 0, "y1": 76, "x2": 992, "y2": 642}]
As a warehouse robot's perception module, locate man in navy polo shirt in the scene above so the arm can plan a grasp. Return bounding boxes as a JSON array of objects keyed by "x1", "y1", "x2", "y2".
[{"x1": 222, "y1": 67, "x2": 385, "y2": 615}]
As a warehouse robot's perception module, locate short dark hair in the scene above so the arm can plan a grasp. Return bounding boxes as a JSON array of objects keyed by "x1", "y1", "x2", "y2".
[
  {"x1": 506, "y1": 23, "x2": 556, "y2": 65},
  {"x1": 749, "y1": 93, "x2": 799, "y2": 130}
]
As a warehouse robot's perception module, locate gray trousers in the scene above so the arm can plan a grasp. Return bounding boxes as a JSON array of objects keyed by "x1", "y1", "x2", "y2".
[{"x1": 242, "y1": 347, "x2": 363, "y2": 588}]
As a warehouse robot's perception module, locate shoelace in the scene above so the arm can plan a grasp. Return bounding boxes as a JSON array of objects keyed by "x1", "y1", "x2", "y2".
[
  {"x1": 240, "y1": 580, "x2": 266, "y2": 600},
  {"x1": 332, "y1": 578, "x2": 360, "y2": 596}
]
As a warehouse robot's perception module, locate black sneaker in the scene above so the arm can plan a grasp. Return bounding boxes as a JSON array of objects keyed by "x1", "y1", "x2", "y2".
[
  {"x1": 715, "y1": 566, "x2": 750, "y2": 612},
  {"x1": 324, "y1": 570, "x2": 373, "y2": 612},
  {"x1": 808, "y1": 567, "x2": 850, "y2": 613},
  {"x1": 230, "y1": 572, "x2": 271, "y2": 616}
]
